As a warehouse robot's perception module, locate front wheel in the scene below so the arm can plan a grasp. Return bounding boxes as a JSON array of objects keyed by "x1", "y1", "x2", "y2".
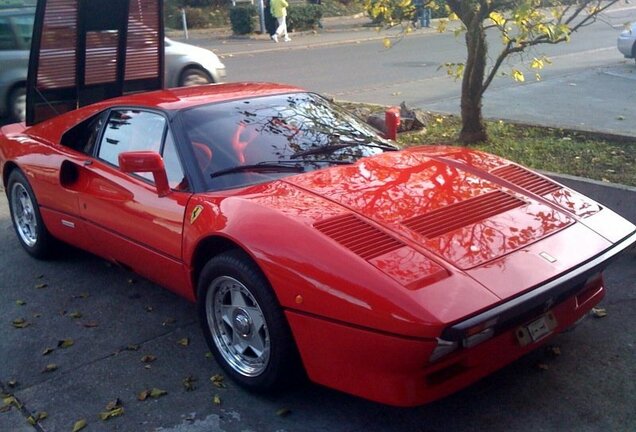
[
  {"x1": 7, "y1": 170, "x2": 55, "y2": 259},
  {"x1": 197, "y1": 250, "x2": 301, "y2": 390},
  {"x1": 179, "y1": 67, "x2": 212, "y2": 87}
]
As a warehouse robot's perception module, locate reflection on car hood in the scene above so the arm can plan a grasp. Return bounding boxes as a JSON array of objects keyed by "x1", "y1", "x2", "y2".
[{"x1": 285, "y1": 146, "x2": 602, "y2": 270}]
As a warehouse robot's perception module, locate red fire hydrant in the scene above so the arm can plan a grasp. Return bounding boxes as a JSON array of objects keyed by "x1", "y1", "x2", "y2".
[{"x1": 385, "y1": 107, "x2": 400, "y2": 141}]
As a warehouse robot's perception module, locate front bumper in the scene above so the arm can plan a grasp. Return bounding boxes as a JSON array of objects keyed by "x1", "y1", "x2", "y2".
[{"x1": 285, "y1": 231, "x2": 635, "y2": 407}]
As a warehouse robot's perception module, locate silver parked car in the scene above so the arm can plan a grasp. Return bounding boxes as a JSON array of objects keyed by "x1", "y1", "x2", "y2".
[
  {"x1": 617, "y1": 22, "x2": 636, "y2": 63},
  {"x1": 0, "y1": 7, "x2": 226, "y2": 123}
]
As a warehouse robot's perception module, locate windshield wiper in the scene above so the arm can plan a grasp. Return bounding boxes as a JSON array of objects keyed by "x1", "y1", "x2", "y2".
[
  {"x1": 290, "y1": 140, "x2": 396, "y2": 159},
  {"x1": 210, "y1": 162, "x2": 305, "y2": 179}
]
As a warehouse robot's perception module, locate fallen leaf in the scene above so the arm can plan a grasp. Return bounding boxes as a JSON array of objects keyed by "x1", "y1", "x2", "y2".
[
  {"x1": 72, "y1": 418, "x2": 87, "y2": 432},
  {"x1": 82, "y1": 321, "x2": 99, "y2": 328},
  {"x1": 592, "y1": 307, "x2": 607, "y2": 318},
  {"x1": 35, "y1": 283, "x2": 48, "y2": 289},
  {"x1": 141, "y1": 355, "x2": 156, "y2": 363},
  {"x1": 72, "y1": 292, "x2": 90, "y2": 299},
  {"x1": 42, "y1": 347, "x2": 54, "y2": 356},
  {"x1": 42, "y1": 364, "x2": 58, "y2": 373},
  {"x1": 535, "y1": 362, "x2": 549, "y2": 371},
  {"x1": 32, "y1": 313, "x2": 41, "y2": 318},
  {"x1": 99, "y1": 406, "x2": 124, "y2": 421},
  {"x1": 205, "y1": 352, "x2": 213, "y2": 359},
  {"x1": 149, "y1": 388, "x2": 168, "y2": 398},
  {"x1": 127, "y1": 278, "x2": 136, "y2": 284},
  {"x1": 144, "y1": 306, "x2": 154, "y2": 312},
  {"x1": 12, "y1": 318, "x2": 30, "y2": 329},
  {"x1": 0, "y1": 405, "x2": 10, "y2": 413},
  {"x1": 15, "y1": 300, "x2": 26, "y2": 306},
  {"x1": 210, "y1": 374, "x2": 226, "y2": 388},
  {"x1": 213, "y1": 395, "x2": 221, "y2": 406},
  {"x1": 137, "y1": 390, "x2": 150, "y2": 401},
  {"x1": 177, "y1": 337, "x2": 189, "y2": 347},
  {"x1": 183, "y1": 375, "x2": 197, "y2": 391},
  {"x1": 105, "y1": 398, "x2": 123, "y2": 411},
  {"x1": 546, "y1": 345, "x2": 561, "y2": 357},
  {"x1": 7, "y1": 380, "x2": 17, "y2": 388},
  {"x1": 162, "y1": 317, "x2": 176, "y2": 326},
  {"x1": 276, "y1": 407, "x2": 292, "y2": 417},
  {"x1": 68, "y1": 311, "x2": 83, "y2": 319},
  {"x1": 125, "y1": 344, "x2": 140, "y2": 351},
  {"x1": 58, "y1": 338, "x2": 74, "y2": 349},
  {"x1": 28, "y1": 411, "x2": 48, "y2": 424},
  {"x1": 3, "y1": 395, "x2": 21, "y2": 409}
]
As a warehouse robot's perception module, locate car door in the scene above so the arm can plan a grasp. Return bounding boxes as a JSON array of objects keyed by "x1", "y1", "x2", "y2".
[{"x1": 78, "y1": 108, "x2": 192, "y2": 293}]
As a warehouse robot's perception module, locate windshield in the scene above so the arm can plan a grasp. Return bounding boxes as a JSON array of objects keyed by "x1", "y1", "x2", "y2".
[{"x1": 180, "y1": 92, "x2": 396, "y2": 190}]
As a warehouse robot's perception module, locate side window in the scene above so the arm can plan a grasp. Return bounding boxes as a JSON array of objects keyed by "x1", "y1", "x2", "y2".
[
  {"x1": 0, "y1": 17, "x2": 16, "y2": 50},
  {"x1": 60, "y1": 112, "x2": 105, "y2": 154},
  {"x1": 98, "y1": 110, "x2": 165, "y2": 166},
  {"x1": 12, "y1": 15, "x2": 34, "y2": 48}
]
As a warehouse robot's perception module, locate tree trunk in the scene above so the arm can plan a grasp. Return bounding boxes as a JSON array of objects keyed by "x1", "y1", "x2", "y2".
[{"x1": 459, "y1": 19, "x2": 488, "y2": 144}]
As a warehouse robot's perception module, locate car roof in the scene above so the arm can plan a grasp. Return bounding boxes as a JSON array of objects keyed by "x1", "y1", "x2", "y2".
[
  {"x1": 24, "y1": 82, "x2": 307, "y2": 142},
  {"x1": 100, "y1": 82, "x2": 306, "y2": 112}
]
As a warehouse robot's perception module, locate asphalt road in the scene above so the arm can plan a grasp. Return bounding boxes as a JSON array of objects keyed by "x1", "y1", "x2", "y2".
[{"x1": 1, "y1": 181, "x2": 635, "y2": 432}]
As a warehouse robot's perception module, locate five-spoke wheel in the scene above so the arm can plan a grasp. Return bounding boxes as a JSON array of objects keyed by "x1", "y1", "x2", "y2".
[{"x1": 197, "y1": 250, "x2": 300, "y2": 390}]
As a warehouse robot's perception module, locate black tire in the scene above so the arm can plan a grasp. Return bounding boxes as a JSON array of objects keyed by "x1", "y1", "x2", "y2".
[
  {"x1": 8, "y1": 86, "x2": 26, "y2": 123},
  {"x1": 178, "y1": 67, "x2": 212, "y2": 87},
  {"x1": 197, "y1": 249, "x2": 301, "y2": 391},
  {"x1": 7, "y1": 170, "x2": 55, "y2": 259}
]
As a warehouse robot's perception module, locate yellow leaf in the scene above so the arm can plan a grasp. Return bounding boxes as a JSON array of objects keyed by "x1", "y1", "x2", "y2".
[
  {"x1": 592, "y1": 307, "x2": 607, "y2": 318},
  {"x1": 177, "y1": 337, "x2": 190, "y2": 347},
  {"x1": 35, "y1": 283, "x2": 48, "y2": 289},
  {"x1": 58, "y1": 339, "x2": 74, "y2": 349},
  {"x1": 213, "y1": 395, "x2": 221, "y2": 405},
  {"x1": 210, "y1": 374, "x2": 226, "y2": 388},
  {"x1": 183, "y1": 375, "x2": 197, "y2": 391},
  {"x1": 149, "y1": 388, "x2": 168, "y2": 398},
  {"x1": 42, "y1": 347, "x2": 54, "y2": 356},
  {"x1": 15, "y1": 300, "x2": 26, "y2": 306},
  {"x1": 512, "y1": 69, "x2": 525, "y2": 82},
  {"x1": 68, "y1": 311, "x2": 83, "y2": 319},
  {"x1": 42, "y1": 364, "x2": 58, "y2": 373},
  {"x1": 383, "y1": 37, "x2": 391, "y2": 49},
  {"x1": 489, "y1": 11, "x2": 505, "y2": 27},
  {"x1": 72, "y1": 419, "x2": 87, "y2": 432},
  {"x1": 531, "y1": 58, "x2": 544, "y2": 69},
  {"x1": 12, "y1": 318, "x2": 30, "y2": 329},
  {"x1": 99, "y1": 407, "x2": 124, "y2": 421}
]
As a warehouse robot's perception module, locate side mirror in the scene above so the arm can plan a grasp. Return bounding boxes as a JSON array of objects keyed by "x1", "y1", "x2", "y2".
[{"x1": 118, "y1": 151, "x2": 170, "y2": 197}]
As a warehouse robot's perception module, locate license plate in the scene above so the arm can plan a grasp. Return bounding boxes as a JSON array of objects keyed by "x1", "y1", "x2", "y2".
[{"x1": 516, "y1": 312, "x2": 557, "y2": 346}]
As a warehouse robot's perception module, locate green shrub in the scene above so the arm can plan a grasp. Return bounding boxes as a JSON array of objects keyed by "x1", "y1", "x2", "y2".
[
  {"x1": 288, "y1": 4, "x2": 323, "y2": 32},
  {"x1": 230, "y1": 5, "x2": 258, "y2": 35}
]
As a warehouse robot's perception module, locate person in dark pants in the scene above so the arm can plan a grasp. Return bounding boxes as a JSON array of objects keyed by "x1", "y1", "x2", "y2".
[{"x1": 264, "y1": 0, "x2": 278, "y2": 37}]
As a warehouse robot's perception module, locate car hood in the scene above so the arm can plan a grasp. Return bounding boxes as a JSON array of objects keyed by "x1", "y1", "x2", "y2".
[{"x1": 286, "y1": 146, "x2": 585, "y2": 271}]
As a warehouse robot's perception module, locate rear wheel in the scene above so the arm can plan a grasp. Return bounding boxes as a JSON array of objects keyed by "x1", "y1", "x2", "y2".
[
  {"x1": 179, "y1": 67, "x2": 212, "y2": 87},
  {"x1": 8, "y1": 86, "x2": 26, "y2": 123},
  {"x1": 197, "y1": 250, "x2": 300, "y2": 390},
  {"x1": 7, "y1": 170, "x2": 55, "y2": 259}
]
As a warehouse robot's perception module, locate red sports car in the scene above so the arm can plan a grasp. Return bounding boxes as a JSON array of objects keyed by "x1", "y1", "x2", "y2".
[{"x1": 1, "y1": 83, "x2": 635, "y2": 406}]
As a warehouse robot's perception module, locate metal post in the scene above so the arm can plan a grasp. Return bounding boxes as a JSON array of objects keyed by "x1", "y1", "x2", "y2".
[
  {"x1": 181, "y1": 8, "x2": 189, "y2": 39},
  {"x1": 258, "y1": 0, "x2": 265, "y2": 33}
]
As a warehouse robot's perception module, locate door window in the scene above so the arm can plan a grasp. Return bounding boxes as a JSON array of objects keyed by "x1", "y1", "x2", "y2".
[{"x1": 98, "y1": 109, "x2": 185, "y2": 189}]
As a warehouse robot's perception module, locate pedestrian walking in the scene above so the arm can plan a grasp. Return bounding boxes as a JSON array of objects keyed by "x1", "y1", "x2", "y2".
[{"x1": 270, "y1": 0, "x2": 291, "y2": 42}]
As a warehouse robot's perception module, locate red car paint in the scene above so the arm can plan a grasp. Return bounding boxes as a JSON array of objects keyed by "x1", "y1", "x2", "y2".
[{"x1": 1, "y1": 84, "x2": 635, "y2": 406}]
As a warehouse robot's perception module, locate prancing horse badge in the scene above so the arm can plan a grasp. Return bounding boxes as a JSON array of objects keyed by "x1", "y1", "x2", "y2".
[{"x1": 190, "y1": 205, "x2": 204, "y2": 224}]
